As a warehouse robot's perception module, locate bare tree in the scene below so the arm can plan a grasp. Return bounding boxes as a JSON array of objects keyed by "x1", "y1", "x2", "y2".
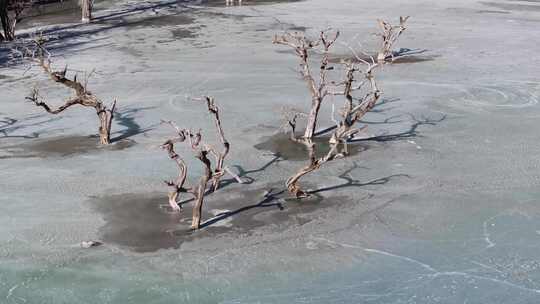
[
  {"x1": 376, "y1": 16, "x2": 409, "y2": 64},
  {"x1": 79, "y1": 0, "x2": 93, "y2": 23},
  {"x1": 24, "y1": 40, "x2": 117, "y2": 144},
  {"x1": 284, "y1": 53, "x2": 382, "y2": 198},
  {"x1": 0, "y1": 0, "x2": 33, "y2": 41},
  {"x1": 161, "y1": 97, "x2": 241, "y2": 229},
  {"x1": 273, "y1": 18, "x2": 410, "y2": 197},
  {"x1": 273, "y1": 30, "x2": 340, "y2": 140}
]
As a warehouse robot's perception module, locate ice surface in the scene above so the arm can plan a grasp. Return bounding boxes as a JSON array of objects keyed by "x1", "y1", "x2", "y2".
[{"x1": 1, "y1": 0, "x2": 540, "y2": 303}]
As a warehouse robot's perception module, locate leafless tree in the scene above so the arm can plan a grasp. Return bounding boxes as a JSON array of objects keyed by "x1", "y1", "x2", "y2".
[
  {"x1": 0, "y1": 0, "x2": 33, "y2": 41},
  {"x1": 376, "y1": 16, "x2": 409, "y2": 63},
  {"x1": 79, "y1": 0, "x2": 93, "y2": 23},
  {"x1": 161, "y1": 97, "x2": 242, "y2": 229},
  {"x1": 285, "y1": 57, "x2": 381, "y2": 198},
  {"x1": 273, "y1": 18, "x2": 410, "y2": 197},
  {"x1": 24, "y1": 39, "x2": 117, "y2": 144},
  {"x1": 273, "y1": 29, "x2": 340, "y2": 140}
]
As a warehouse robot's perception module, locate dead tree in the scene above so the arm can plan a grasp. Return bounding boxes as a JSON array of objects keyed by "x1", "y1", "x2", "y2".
[
  {"x1": 285, "y1": 58, "x2": 381, "y2": 198},
  {"x1": 24, "y1": 40, "x2": 116, "y2": 144},
  {"x1": 161, "y1": 97, "x2": 241, "y2": 229},
  {"x1": 273, "y1": 30, "x2": 340, "y2": 140},
  {"x1": 0, "y1": 0, "x2": 33, "y2": 41},
  {"x1": 79, "y1": 0, "x2": 93, "y2": 23},
  {"x1": 376, "y1": 16, "x2": 409, "y2": 64}
]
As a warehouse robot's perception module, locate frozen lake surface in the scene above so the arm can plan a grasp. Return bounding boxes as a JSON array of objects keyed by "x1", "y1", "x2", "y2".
[{"x1": 1, "y1": 0, "x2": 540, "y2": 303}]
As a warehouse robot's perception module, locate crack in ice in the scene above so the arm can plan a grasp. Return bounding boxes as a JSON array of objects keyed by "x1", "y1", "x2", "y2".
[
  {"x1": 311, "y1": 236, "x2": 540, "y2": 295},
  {"x1": 429, "y1": 271, "x2": 540, "y2": 294},
  {"x1": 483, "y1": 219, "x2": 496, "y2": 249},
  {"x1": 6, "y1": 284, "x2": 19, "y2": 301},
  {"x1": 363, "y1": 248, "x2": 437, "y2": 273}
]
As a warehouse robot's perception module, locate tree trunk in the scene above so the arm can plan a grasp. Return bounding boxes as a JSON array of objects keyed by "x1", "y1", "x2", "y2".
[
  {"x1": 98, "y1": 120, "x2": 109, "y2": 144},
  {"x1": 191, "y1": 151, "x2": 212, "y2": 230},
  {"x1": 286, "y1": 139, "x2": 317, "y2": 197},
  {"x1": 377, "y1": 51, "x2": 386, "y2": 64},
  {"x1": 81, "y1": 0, "x2": 92, "y2": 23},
  {"x1": 96, "y1": 101, "x2": 115, "y2": 145},
  {"x1": 168, "y1": 191, "x2": 181, "y2": 212},
  {"x1": 191, "y1": 181, "x2": 205, "y2": 229},
  {"x1": 303, "y1": 97, "x2": 322, "y2": 139},
  {"x1": 286, "y1": 164, "x2": 317, "y2": 197},
  {"x1": 98, "y1": 114, "x2": 111, "y2": 144},
  {"x1": 0, "y1": 0, "x2": 14, "y2": 41}
]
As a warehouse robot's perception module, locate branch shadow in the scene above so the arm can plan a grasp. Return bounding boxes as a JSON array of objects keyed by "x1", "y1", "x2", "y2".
[
  {"x1": 0, "y1": 114, "x2": 61, "y2": 139},
  {"x1": 110, "y1": 106, "x2": 158, "y2": 143},
  {"x1": 1, "y1": 1, "x2": 198, "y2": 65},
  {"x1": 218, "y1": 154, "x2": 283, "y2": 188},
  {"x1": 201, "y1": 163, "x2": 408, "y2": 229},
  {"x1": 200, "y1": 188, "x2": 286, "y2": 229},
  {"x1": 350, "y1": 113, "x2": 446, "y2": 143},
  {"x1": 92, "y1": 0, "x2": 184, "y2": 23},
  {"x1": 309, "y1": 162, "x2": 410, "y2": 195},
  {"x1": 393, "y1": 48, "x2": 428, "y2": 57},
  {"x1": 389, "y1": 48, "x2": 439, "y2": 64},
  {"x1": 31, "y1": 0, "x2": 186, "y2": 37}
]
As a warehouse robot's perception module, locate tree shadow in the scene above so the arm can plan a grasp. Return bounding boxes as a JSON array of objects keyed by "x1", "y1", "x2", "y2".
[
  {"x1": 200, "y1": 188, "x2": 286, "y2": 228},
  {"x1": 393, "y1": 48, "x2": 428, "y2": 57},
  {"x1": 0, "y1": 1, "x2": 200, "y2": 66},
  {"x1": 0, "y1": 114, "x2": 61, "y2": 139},
  {"x1": 92, "y1": 0, "x2": 185, "y2": 24},
  {"x1": 309, "y1": 162, "x2": 410, "y2": 195},
  {"x1": 110, "y1": 106, "x2": 158, "y2": 143},
  {"x1": 350, "y1": 113, "x2": 446, "y2": 143},
  {"x1": 201, "y1": 163, "x2": 408, "y2": 229},
  {"x1": 218, "y1": 154, "x2": 283, "y2": 188},
  {"x1": 0, "y1": 47, "x2": 11, "y2": 66},
  {"x1": 368, "y1": 98, "x2": 401, "y2": 114},
  {"x1": 358, "y1": 114, "x2": 406, "y2": 125},
  {"x1": 31, "y1": 0, "x2": 187, "y2": 37}
]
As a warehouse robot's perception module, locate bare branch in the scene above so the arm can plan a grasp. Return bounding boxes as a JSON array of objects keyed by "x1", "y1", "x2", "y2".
[
  {"x1": 161, "y1": 97, "x2": 237, "y2": 229},
  {"x1": 285, "y1": 44, "x2": 383, "y2": 198},
  {"x1": 273, "y1": 29, "x2": 340, "y2": 139},
  {"x1": 377, "y1": 16, "x2": 410, "y2": 63},
  {"x1": 22, "y1": 38, "x2": 117, "y2": 144}
]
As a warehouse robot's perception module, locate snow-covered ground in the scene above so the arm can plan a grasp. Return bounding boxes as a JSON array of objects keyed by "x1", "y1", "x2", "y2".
[{"x1": 1, "y1": 0, "x2": 540, "y2": 303}]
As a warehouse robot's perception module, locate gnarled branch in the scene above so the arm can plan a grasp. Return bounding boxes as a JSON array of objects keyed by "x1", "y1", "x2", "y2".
[
  {"x1": 377, "y1": 16, "x2": 410, "y2": 63},
  {"x1": 161, "y1": 97, "x2": 239, "y2": 229},
  {"x1": 273, "y1": 29, "x2": 340, "y2": 139},
  {"x1": 24, "y1": 39, "x2": 117, "y2": 144},
  {"x1": 286, "y1": 57, "x2": 382, "y2": 198}
]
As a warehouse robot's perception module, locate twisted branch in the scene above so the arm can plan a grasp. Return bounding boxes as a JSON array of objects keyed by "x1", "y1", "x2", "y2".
[
  {"x1": 273, "y1": 29, "x2": 340, "y2": 139},
  {"x1": 286, "y1": 58, "x2": 382, "y2": 198},
  {"x1": 377, "y1": 16, "x2": 410, "y2": 63},
  {"x1": 24, "y1": 39, "x2": 116, "y2": 144},
  {"x1": 161, "y1": 97, "x2": 239, "y2": 229}
]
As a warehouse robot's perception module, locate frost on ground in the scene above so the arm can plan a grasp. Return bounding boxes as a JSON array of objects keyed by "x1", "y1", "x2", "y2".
[{"x1": 1, "y1": 0, "x2": 540, "y2": 303}]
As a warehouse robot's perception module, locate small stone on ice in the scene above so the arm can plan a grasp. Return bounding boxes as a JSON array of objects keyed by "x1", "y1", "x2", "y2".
[{"x1": 81, "y1": 241, "x2": 103, "y2": 248}]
